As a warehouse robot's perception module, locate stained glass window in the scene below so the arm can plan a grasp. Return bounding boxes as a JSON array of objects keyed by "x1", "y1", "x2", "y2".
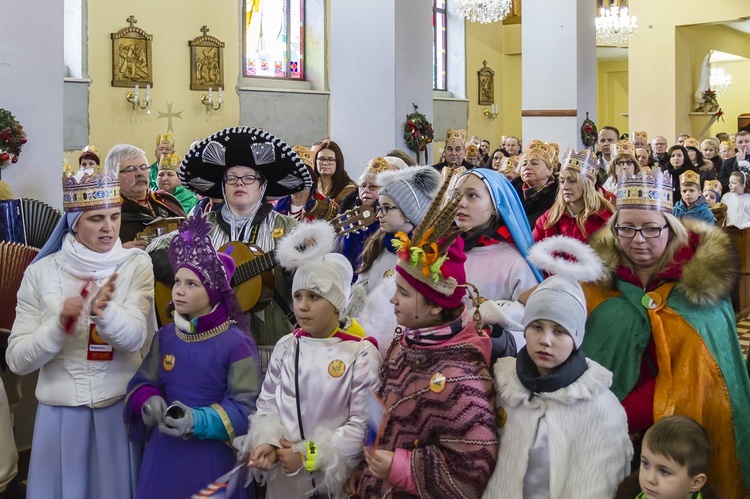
[
  {"x1": 433, "y1": 0, "x2": 447, "y2": 90},
  {"x1": 244, "y1": 0, "x2": 304, "y2": 79}
]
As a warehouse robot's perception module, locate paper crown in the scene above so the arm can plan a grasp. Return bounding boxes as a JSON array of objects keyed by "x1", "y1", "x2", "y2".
[
  {"x1": 445, "y1": 128, "x2": 467, "y2": 144},
  {"x1": 634, "y1": 131, "x2": 648, "y2": 142},
  {"x1": 499, "y1": 155, "x2": 520, "y2": 175},
  {"x1": 79, "y1": 145, "x2": 101, "y2": 166},
  {"x1": 364, "y1": 156, "x2": 397, "y2": 176},
  {"x1": 703, "y1": 179, "x2": 722, "y2": 195},
  {"x1": 683, "y1": 137, "x2": 700, "y2": 149},
  {"x1": 616, "y1": 170, "x2": 673, "y2": 213},
  {"x1": 156, "y1": 133, "x2": 175, "y2": 147},
  {"x1": 62, "y1": 171, "x2": 120, "y2": 212},
  {"x1": 614, "y1": 139, "x2": 634, "y2": 156},
  {"x1": 522, "y1": 140, "x2": 556, "y2": 166},
  {"x1": 466, "y1": 144, "x2": 479, "y2": 155},
  {"x1": 159, "y1": 153, "x2": 181, "y2": 171},
  {"x1": 561, "y1": 149, "x2": 598, "y2": 182},
  {"x1": 720, "y1": 140, "x2": 734, "y2": 150},
  {"x1": 546, "y1": 142, "x2": 560, "y2": 162},
  {"x1": 679, "y1": 170, "x2": 700, "y2": 186},
  {"x1": 63, "y1": 159, "x2": 74, "y2": 177},
  {"x1": 292, "y1": 145, "x2": 314, "y2": 169}
]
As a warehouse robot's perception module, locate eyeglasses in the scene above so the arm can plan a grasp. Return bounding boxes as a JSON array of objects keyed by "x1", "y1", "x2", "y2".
[
  {"x1": 615, "y1": 225, "x2": 668, "y2": 238},
  {"x1": 358, "y1": 184, "x2": 381, "y2": 191},
  {"x1": 119, "y1": 164, "x2": 150, "y2": 173},
  {"x1": 615, "y1": 160, "x2": 635, "y2": 166},
  {"x1": 224, "y1": 174, "x2": 260, "y2": 186},
  {"x1": 376, "y1": 204, "x2": 399, "y2": 215},
  {"x1": 316, "y1": 157, "x2": 337, "y2": 164}
]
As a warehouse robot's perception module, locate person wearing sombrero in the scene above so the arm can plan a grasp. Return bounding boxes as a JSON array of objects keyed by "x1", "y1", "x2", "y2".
[{"x1": 149, "y1": 127, "x2": 313, "y2": 365}]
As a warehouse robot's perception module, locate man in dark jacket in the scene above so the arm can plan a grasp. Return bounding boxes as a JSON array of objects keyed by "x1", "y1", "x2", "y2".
[{"x1": 718, "y1": 130, "x2": 750, "y2": 191}]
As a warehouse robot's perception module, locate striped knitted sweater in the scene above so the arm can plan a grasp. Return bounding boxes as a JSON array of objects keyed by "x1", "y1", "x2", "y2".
[{"x1": 359, "y1": 319, "x2": 497, "y2": 498}]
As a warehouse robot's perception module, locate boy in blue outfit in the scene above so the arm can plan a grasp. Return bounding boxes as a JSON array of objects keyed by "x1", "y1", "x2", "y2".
[{"x1": 673, "y1": 170, "x2": 714, "y2": 224}]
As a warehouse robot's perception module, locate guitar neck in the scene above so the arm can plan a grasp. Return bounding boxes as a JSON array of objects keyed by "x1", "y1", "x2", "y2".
[{"x1": 231, "y1": 251, "x2": 279, "y2": 287}]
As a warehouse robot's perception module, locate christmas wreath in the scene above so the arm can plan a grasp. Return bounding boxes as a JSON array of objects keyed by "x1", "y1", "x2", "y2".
[
  {"x1": 0, "y1": 109, "x2": 27, "y2": 170},
  {"x1": 581, "y1": 112, "x2": 597, "y2": 149},
  {"x1": 403, "y1": 104, "x2": 434, "y2": 163}
]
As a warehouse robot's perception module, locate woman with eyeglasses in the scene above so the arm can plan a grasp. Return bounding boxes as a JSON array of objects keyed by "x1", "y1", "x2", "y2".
[
  {"x1": 579, "y1": 170, "x2": 750, "y2": 497},
  {"x1": 602, "y1": 151, "x2": 640, "y2": 194},
  {"x1": 314, "y1": 139, "x2": 357, "y2": 204},
  {"x1": 273, "y1": 146, "x2": 338, "y2": 223},
  {"x1": 349, "y1": 166, "x2": 441, "y2": 315},
  {"x1": 534, "y1": 150, "x2": 613, "y2": 243}
]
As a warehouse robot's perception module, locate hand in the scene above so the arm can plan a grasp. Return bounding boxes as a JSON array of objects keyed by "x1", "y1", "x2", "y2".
[
  {"x1": 123, "y1": 239, "x2": 148, "y2": 250},
  {"x1": 344, "y1": 465, "x2": 364, "y2": 495},
  {"x1": 158, "y1": 400, "x2": 194, "y2": 439},
  {"x1": 141, "y1": 395, "x2": 167, "y2": 428},
  {"x1": 59, "y1": 296, "x2": 85, "y2": 333},
  {"x1": 276, "y1": 438, "x2": 304, "y2": 474},
  {"x1": 364, "y1": 448, "x2": 394, "y2": 482},
  {"x1": 737, "y1": 151, "x2": 745, "y2": 164},
  {"x1": 248, "y1": 443, "x2": 278, "y2": 471},
  {"x1": 91, "y1": 273, "x2": 117, "y2": 318}
]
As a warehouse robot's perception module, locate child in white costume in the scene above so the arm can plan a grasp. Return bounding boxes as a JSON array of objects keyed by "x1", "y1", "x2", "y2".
[
  {"x1": 484, "y1": 237, "x2": 632, "y2": 499},
  {"x1": 243, "y1": 220, "x2": 381, "y2": 499}
]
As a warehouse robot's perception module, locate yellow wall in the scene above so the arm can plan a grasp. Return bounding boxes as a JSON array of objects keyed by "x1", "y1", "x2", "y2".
[
  {"x1": 597, "y1": 59, "x2": 629, "y2": 136},
  {"x1": 465, "y1": 21, "x2": 522, "y2": 148},
  {"x1": 64, "y1": 0, "x2": 241, "y2": 168},
  {"x1": 629, "y1": 0, "x2": 750, "y2": 143},
  {"x1": 709, "y1": 60, "x2": 750, "y2": 137}
]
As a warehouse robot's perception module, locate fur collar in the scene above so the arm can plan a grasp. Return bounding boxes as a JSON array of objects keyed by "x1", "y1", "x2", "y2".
[
  {"x1": 494, "y1": 357, "x2": 613, "y2": 408},
  {"x1": 589, "y1": 219, "x2": 737, "y2": 306}
]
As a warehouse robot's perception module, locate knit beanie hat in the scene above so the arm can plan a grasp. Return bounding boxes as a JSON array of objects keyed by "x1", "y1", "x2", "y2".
[
  {"x1": 377, "y1": 166, "x2": 442, "y2": 225},
  {"x1": 277, "y1": 220, "x2": 353, "y2": 318},
  {"x1": 523, "y1": 275, "x2": 587, "y2": 349}
]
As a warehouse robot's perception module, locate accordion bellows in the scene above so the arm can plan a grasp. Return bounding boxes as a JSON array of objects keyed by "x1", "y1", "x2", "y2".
[
  {"x1": 0, "y1": 242, "x2": 38, "y2": 330},
  {"x1": 0, "y1": 198, "x2": 62, "y2": 249}
]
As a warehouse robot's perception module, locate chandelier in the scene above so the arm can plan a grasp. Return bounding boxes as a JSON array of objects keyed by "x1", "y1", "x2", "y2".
[
  {"x1": 710, "y1": 67, "x2": 732, "y2": 95},
  {"x1": 454, "y1": 0, "x2": 512, "y2": 24},
  {"x1": 595, "y1": 3, "x2": 638, "y2": 46}
]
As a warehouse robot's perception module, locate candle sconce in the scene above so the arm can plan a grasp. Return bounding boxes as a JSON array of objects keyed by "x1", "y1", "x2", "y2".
[
  {"x1": 200, "y1": 87, "x2": 222, "y2": 114},
  {"x1": 483, "y1": 103, "x2": 499, "y2": 120},
  {"x1": 126, "y1": 84, "x2": 151, "y2": 118}
]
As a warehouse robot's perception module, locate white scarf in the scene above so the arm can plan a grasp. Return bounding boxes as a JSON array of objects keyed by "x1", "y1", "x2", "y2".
[{"x1": 60, "y1": 233, "x2": 144, "y2": 280}]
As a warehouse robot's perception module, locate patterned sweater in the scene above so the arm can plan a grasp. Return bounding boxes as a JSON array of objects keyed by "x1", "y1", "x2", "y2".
[{"x1": 358, "y1": 316, "x2": 497, "y2": 498}]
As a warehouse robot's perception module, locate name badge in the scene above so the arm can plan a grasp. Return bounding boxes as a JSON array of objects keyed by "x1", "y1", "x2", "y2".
[{"x1": 87, "y1": 323, "x2": 114, "y2": 361}]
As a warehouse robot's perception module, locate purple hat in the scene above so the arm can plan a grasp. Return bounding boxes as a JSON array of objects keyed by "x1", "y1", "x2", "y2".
[{"x1": 169, "y1": 212, "x2": 234, "y2": 305}]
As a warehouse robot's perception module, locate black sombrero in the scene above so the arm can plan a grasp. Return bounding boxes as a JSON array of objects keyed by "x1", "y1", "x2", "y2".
[{"x1": 179, "y1": 127, "x2": 313, "y2": 199}]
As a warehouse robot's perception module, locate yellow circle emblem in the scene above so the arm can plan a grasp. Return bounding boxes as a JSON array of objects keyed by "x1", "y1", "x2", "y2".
[
  {"x1": 496, "y1": 407, "x2": 507, "y2": 428},
  {"x1": 272, "y1": 227, "x2": 284, "y2": 239},
  {"x1": 328, "y1": 359, "x2": 346, "y2": 378},
  {"x1": 429, "y1": 372, "x2": 446, "y2": 393},
  {"x1": 162, "y1": 354, "x2": 176, "y2": 371}
]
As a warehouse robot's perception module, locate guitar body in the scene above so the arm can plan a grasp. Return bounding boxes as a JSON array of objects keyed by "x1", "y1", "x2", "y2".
[{"x1": 220, "y1": 241, "x2": 276, "y2": 314}]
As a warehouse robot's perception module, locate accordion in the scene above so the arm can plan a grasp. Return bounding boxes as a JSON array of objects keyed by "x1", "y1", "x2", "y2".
[
  {"x1": 0, "y1": 198, "x2": 62, "y2": 249},
  {"x1": 0, "y1": 242, "x2": 39, "y2": 331}
]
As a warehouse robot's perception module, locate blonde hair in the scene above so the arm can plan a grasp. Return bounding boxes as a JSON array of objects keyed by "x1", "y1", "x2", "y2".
[
  {"x1": 607, "y1": 210, "x2": 690, "y2": 275},
  {"x1": 544, "y1": 170, "x2": 613, "y2": 238}
]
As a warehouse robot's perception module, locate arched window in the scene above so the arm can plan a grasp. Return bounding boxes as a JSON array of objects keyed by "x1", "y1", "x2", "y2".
[
  {"x1": 244, "y1": 0, "x2": 304, "y2": 79},
  {"x1": 433, "y1": 0, "x2": 447, "y2": 90}
]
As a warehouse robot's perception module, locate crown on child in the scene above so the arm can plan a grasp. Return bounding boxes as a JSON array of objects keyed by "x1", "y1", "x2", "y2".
[
  {"x1": 616, "y1": 169, "x2": 673, "y2": 213},
  {"x1": 679, "y1": 170, "x2": 700, "y2": 186},
  {"x1": 561, "y1": 149, "x2": 598, "y2": 183},
  {"x1": 703, "y1": 179, "x2": 722, "y2": 195}
]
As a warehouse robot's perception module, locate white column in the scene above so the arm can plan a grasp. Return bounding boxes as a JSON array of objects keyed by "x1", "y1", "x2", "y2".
[
  {"x1": 330, "y1": 0, "x2": 433, "y2": 177},
  {"x1": 0, "y1": 0, "x2": 64, "y2": 206},
  {"x1": 521, "y1": 0, "x2": 596, "y2": 151}
]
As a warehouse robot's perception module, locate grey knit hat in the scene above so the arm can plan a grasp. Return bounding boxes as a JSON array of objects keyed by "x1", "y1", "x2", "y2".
[
  {"x1": 377, "y1": 166, "x2": 442, "y2": 225},
  {"x1": 523, "y1": 275, "x2": 587, "y2": 349}
]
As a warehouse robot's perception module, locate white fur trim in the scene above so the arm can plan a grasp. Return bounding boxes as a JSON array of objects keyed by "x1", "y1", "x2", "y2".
[
  {"x1": 527, "y1": 235, "x2": 604, "y2": 283},
  {"x1": 355, "y1": 275, "x2": 398, "y2": 357},
  {"x1": 474, "y1": 299, "x2": 524, "y2": 332},
  {"x1": 276, "y1": 220, "x2": 336, "y2": 271},
  {"x1": 245, "y1": 411, "x2": 286, "y2": 452}
]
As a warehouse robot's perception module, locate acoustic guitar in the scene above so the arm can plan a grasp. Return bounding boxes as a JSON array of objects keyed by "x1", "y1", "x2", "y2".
[{"x1": 154, "y1": 206, "x2": 376, "y2": 325}]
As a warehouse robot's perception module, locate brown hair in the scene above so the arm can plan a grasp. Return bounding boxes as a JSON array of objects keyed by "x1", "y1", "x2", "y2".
[
  {"x1": 608, "y1": 153, "x2": 641, "y2": 183},
  {"x1": 643, "y1": 416, "x2": 712, "y2": 477},
  {"x1": 385, "y1": 149, "x2": 415, "y2": 166},
  {"x1": 730, "y1": 171, "x2": 747, "y2": 193},
  {"x1": 314, "y1": 140, "x2": 354, "y2": 199},
  {"x1": 357, "y1": 230, "x2": 386, "y2": 274}
]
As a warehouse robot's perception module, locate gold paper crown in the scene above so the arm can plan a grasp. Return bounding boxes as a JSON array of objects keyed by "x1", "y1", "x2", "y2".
[
  {"x1": 445, "y1": 128, "x2": 467, "y2": 144},
  {"x1": 703, "y1": 179, "x2": 722, "y2": 195},
  {"x1": 159, "y1": 153, "x2": 182, "y2": 171},
  {"x1": 62, "y1": 171, "x2": 120, "y2": 212},
  {"x1": 720, "y1": 140, "x2": 734, "y2": 150},
  {"x1": 614, "y1": 139, "x2": 634, "y2": 156},
  {"x1": 522, "y1": 140, "x2": 556, "y2": 165},
  {"x1": 616, "y1": 170, "x2": 673, "y2": 213},
  {"x1": 546, "y1": 142, "x2": 560, "y2": 163},
  {"x1": 679, "y1": 170, "x2": 700, "y2": 186},
  {"x1": 364, "y1": 156, "x2": 397, "y2": 176},
  {"x1": 63, "y1": 159, "x2": 74, "y2": 177},
  {"x1": 82, "y1": 145, "x2": 100, "y2": 157},
  {"x1": 156, "y1": 133, "x2": 175, "y2": 147},
  {"x1": 466, "y1": 144, "x2": 479, "y2": 155},
  {"x1": 292, "y1": 145, "x2": 314, "y2": 169},
  {"x1": 498, "y1": 156, "x2": 520, "y2": 176},
  {"x1": 683, "y1": 137, "x2": 700, "y2": 149},
  {"x1": 634, "y1": 131, "x2": 648, "y2": 142},
  {"x1": 561, "y1": 149, "x2": 598, "y2": 182}
]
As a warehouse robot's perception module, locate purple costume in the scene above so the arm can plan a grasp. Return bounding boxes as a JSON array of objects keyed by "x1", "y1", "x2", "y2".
[{"x1": 125, "y1": 304, "x2": 260, "y2": 498}]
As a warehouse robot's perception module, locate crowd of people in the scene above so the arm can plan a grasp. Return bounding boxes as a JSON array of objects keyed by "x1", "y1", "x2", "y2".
[{"x1": 2, "y1": 124, "x2": 750, "y2": 499}]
